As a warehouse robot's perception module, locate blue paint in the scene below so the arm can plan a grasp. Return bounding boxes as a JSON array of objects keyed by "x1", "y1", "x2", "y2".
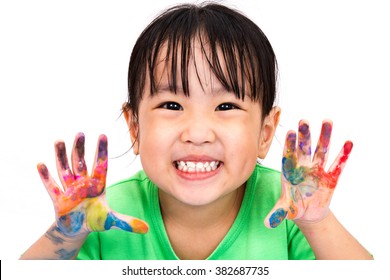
[
  {"x1": 98, "y1": 138, "x2": 108, "y2": 159},
  {"x1": 57, "y1": 212, "x2": 85, "y2": 237},
  {"x1": 269, "y1": 208, "x2": 287, "y2": 228},
  {"x1": 104, "y1": 212, "x2": 133, "y2": 232},
  {"x1": 282, "y1": 157, "x2": 305, "y2": 185}
]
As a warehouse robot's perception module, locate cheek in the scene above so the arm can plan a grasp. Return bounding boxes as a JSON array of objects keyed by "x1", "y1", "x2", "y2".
[
  {"x1": 233, "y1": 117, "x2": 261, "y2": 146},
  {"x1": 137, "y1": 119, "x2": 178, "y2": 160},
  {"x1": 224, "y1": 122, "x2": 260, "y2": 162}
]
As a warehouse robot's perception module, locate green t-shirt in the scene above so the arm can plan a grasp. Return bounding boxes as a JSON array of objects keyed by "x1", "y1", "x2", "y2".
[{"x1": 77, "y1": 164, "x2": 315, "y2": 260}]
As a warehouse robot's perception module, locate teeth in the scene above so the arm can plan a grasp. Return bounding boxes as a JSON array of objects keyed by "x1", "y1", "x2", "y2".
[{"x1": 176, "y1": 161, "x2": 220, "y2": 173}]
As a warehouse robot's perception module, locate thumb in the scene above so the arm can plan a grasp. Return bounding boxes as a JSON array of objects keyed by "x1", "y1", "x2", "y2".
[
  {"x1": 84, "y1": 199, "x2": 149, "y2": 234},
  {"x1": 264, "y1": 202, "x2": 289, "y2": 229},
  {"x1": 103, "y1": 211, "x2": 149, "y2": 234}
]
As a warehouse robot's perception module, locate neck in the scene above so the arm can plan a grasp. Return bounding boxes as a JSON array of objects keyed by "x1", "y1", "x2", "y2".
[
  {"x1": 159, "y1": 185, "x2": 246, "y2": 260},
  {"x1": 158, "y1": 184, "x2": 246, "y2": 230}
]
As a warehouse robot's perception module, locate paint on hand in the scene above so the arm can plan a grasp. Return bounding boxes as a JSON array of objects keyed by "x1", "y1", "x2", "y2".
[
  {"x1": 269, "y1": 208, "x2": 287, "y2": 228},
  {"x1": 275, "y1": 120, "x2": 353, "y2": 225},
  {"x1": 57, "y1": 212, "x2": 85, "y2": 237},
  {"x1": 314, "y1": 122, "x2": 332, "y2": 165},
  {"x1": 75, "y1": 134, "x2": 87, "y2": 175},
  {"x1": 298, "y1": 122, "x2": 311, "y2": 156},
  {"x1": 40, "y1": 134, "x2": 148, "y2": 238}
]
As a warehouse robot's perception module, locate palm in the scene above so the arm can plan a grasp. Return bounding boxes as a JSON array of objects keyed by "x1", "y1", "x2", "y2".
[
  {"x1": 264, "y1": 120, "x2": 353, "y2": 228},
  {"x1": 37, "y1": 133, "x2": 148, "y2": 237}
]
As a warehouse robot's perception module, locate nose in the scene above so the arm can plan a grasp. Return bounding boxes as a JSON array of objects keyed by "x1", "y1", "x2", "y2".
[{"x1": 180, "y1": 112, "x2": 216, "y2": 146}]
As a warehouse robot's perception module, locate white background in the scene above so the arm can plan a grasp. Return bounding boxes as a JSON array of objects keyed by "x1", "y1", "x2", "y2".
[{"x1": 0, "y1": 0, "x2": 389, "y2": 276}]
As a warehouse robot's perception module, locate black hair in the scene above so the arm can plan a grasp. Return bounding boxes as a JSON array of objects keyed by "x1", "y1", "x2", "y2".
[{"x1": 124, "y1": 2, "x2": 278, "y2": 120}]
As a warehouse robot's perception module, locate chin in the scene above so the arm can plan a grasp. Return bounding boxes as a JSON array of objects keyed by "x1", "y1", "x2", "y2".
[{"x1": 173, "y1": 190, "x2": 226, "y2": 207}]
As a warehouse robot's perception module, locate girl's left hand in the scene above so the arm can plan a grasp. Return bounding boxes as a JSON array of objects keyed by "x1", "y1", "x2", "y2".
[{"x1": 264, "y1": 120, "x2": 353, "y2": 228}]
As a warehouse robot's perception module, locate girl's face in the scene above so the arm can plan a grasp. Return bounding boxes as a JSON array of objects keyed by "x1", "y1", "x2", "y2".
[{"x1": 125, "y1": 42, "x2": 280, "y2": 208}]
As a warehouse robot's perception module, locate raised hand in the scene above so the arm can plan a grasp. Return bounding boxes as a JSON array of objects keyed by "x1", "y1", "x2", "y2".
[
  {"x1": 264, "y1": 120, "x2": 353, "y2": 228},
  {"x1": 37, "y1": 133, "x2": 148, "y2": 238}
]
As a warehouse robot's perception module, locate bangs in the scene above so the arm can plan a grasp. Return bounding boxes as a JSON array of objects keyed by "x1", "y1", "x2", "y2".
[{"x1": 128, "y1": 3, "x2": 277, "y2": 118}]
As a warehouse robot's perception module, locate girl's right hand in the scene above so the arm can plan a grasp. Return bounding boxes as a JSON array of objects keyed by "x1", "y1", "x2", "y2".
[{"x1": 37, "y1": 133, "x2": 148, "y2": 239}]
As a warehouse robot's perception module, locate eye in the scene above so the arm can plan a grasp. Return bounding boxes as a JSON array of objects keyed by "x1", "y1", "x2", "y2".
[
  {"x1": 159, "y1": 102, "x2": 183, "y2": 111},
  {"x1": 216, "y1": 103, "x2": 239, "y2": 111}
]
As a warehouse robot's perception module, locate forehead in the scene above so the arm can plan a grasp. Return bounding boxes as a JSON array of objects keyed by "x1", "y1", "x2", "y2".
[
  {"x1": 153, "y1": 37, "x2": 226, "y2": 78},
  {"x1": 148, "y1": 35, "x2": 250, "y2": 97},
  {"x1": 127, "y1": 4, "x2": 276, "y2": 119}
]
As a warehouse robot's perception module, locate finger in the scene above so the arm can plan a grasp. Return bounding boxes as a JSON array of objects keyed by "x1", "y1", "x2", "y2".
[
  {"x1": 71, "y1": 132, "x2": 88, "y2": 178},
  {"x1": 55, "y1": 141, "x2": 75, "y2": 189},
  {"x1": 91, "y1": 135, "x2": 108, "y2": 194},
  {"x1": 85, "y1": 200, "x2": 149, "y2": 234},
  {"x1": 282, "y1": 131, "x2": 299, "y2": 183},
  {"x1": 265, "y1": 188, "x2": 307, "y2": 228},
  {"x1": 264, "y1": 205, "x2": 288, "y2": 228},
  {"x1": 37, "y1": 163, "x2": 62, "y2": 203},
  {"x1": 297, "y1": 120, "x2": 311, "y2": 164},
  {"x1": 327, "y1": 140, "x2": 353, "y2": 189},
  {"x1": 313, "y1": 120, "x2": 333, "y2": 167}
]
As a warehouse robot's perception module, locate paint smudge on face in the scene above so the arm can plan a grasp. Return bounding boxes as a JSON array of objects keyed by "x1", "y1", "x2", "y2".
[{"x1": 269, "y1": 208, "x2": 287, "y2": 228}]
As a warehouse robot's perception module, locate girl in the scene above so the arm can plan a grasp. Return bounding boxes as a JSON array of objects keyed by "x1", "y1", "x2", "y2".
[{"x1": 20, "y1": 2, "x2": 371, "y2": 260}]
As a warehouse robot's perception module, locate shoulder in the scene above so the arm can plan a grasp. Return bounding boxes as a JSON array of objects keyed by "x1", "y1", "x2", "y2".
[
  {"x1": 108, "y1": 169, "x2": 151, "y2": 189},
  {"x1": 107, "y1": 170, "x2": 151, "y2": 196},
  {"x1": 105, "y1": 170, "x2": 154, "y2": 215},
  {"x1": 242, "y1": 164, "x2": 281, "y2": 219},
  {"x1": 250, "y1": 164, "x2": 281, "y2": 199},
  {"x1": 253, "y1": 164, "x2": 281, "y2": 179}
]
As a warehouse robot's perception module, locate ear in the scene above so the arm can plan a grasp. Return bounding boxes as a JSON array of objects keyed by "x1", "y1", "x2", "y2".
[
  {"x1": 258, "y1": 106, "x2": 281, "y2": 159},
  {"x1": 122, "y1": 103, "x2": 140, "y2": 155}
]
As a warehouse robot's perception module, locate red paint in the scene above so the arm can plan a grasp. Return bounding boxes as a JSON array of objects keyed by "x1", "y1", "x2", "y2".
[{"x1": 338, "y1": 141, "x2": 352, "y2": 164}]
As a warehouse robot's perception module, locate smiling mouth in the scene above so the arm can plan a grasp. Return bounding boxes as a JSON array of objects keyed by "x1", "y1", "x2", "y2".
[{"x1": 174, "y1": 160, "x2": 221, "y2": 173}]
